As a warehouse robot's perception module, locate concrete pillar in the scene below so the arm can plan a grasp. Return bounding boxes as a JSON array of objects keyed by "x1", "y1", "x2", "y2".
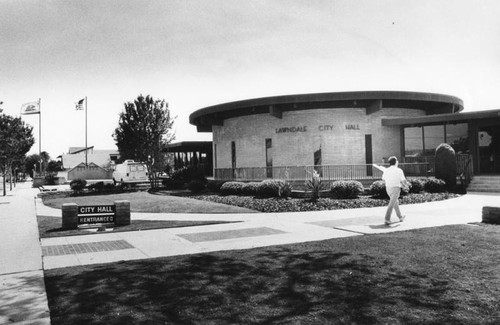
[
  {"x1": 62, "y1": 203, "x2": 78, "y2": 229},
  {"x1": 115, "y1": 200, "x2": 131, "y2": 226}
]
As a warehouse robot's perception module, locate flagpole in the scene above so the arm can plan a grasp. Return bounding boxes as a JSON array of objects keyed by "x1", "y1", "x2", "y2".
[
  {"x1": 39, "y1": 98, "x2": 41, "y2": 155},
  {"x1": 85, "y1": 96, "x2": 88, "y2": 167},
  {"x1": 39, "y1": 98, "x2": 42, "y2": 175}
]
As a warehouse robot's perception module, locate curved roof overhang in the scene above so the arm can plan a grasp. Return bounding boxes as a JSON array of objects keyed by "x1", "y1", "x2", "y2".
[{"x1": 189, "y1": 91, "x2": 464, "y2": 132}]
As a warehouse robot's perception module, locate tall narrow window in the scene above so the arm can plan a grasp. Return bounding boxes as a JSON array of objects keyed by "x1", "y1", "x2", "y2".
[
  {"x1": 404, "y1": 127, "x2": 424, "y2": 157},
  {"x1": 231, "y1": 141, "x2": 236, "y2": 178},
  {"x1": 265, "y1": 138, "x2": 273, "y2": 178},
  {"x1": 365, "y1": 134, "x2": 373, "y2": 176},
  {"x1": 213, "y1": 144, "x2": 217, "y2": 169}
]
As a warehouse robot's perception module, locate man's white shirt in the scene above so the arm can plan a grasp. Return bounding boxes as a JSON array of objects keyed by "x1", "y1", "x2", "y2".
[{"x1": 382, "y1": 165, "x2": 406, "y2": 187}]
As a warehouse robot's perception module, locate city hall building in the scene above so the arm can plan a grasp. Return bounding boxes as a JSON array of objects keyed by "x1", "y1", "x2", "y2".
[{"x1": 189, "y1": 91, "x2": 500, "y2": 182}]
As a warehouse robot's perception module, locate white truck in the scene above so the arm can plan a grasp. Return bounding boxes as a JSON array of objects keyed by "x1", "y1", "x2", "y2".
[{"x1": 112, "y1": 160, "x2": 149, "y2": 185}]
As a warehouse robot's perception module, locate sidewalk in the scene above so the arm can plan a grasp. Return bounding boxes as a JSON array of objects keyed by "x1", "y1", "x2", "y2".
[
  {"x1": 0, "y1": 182, "x2": 51, "y2": 325},
  {"x1": 2, "y1": 184, "x2": 498, "y2": 324},
  {"x1": 38, "y1": 191, "x2": 500, "y2": 270}
]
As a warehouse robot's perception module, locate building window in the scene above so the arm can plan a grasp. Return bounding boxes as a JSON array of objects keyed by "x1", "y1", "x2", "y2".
[
  {"x1": 265, "y1": 138, "x2": 272, "y2": 178},
  {"x1": 446, "y1": 123, "x2": 469, "y2": 154},
  {"x1": 231, "y1": 141, "x2": 236, "y2": 169},
  {"x1": 405, "y1": 124, "x2": 469, "y2": 157},
  {"x1": 404, "y1": 127, "x2": 423, "y2": 157},
  {"x1": 423, "y1": 125, "x2": 445, "y2": 155},
  {"x1": 213, "y1": 144, "x2": 217, "y2": 169}
]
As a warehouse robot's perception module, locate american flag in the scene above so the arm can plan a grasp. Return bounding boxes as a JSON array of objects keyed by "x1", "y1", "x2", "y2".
[{"x1": 76, "y1": 98, "x2": 85, "y2": 110}]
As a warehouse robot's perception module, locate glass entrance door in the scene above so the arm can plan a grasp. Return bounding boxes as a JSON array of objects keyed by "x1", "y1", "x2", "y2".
[{"x1": 478, "y1": 127, "x2": 500, "y2": 174}]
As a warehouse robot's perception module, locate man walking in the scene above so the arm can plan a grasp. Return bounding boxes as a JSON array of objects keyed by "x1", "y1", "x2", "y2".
[{"x1": 373, "y1": 156, "x2": 407, "y2": 225}]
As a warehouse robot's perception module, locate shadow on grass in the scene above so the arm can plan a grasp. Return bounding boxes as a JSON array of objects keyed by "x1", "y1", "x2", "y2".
[
  {"x1": 37, "y1": 215, "x2": 239, "y2": 238},
  {"x1": 45, "y1": 246, "x2": 461, "y2": 324}
]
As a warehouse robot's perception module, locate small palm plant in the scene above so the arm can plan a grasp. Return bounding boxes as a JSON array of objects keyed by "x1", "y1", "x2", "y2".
[{"x1": 305, "y1": 169, "x2": 322, "y2": 202}]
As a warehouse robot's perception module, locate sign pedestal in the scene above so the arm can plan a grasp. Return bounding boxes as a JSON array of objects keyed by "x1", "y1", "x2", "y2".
[{"x1": 62, "y1": 201, "x2": 130, "y2": 229}]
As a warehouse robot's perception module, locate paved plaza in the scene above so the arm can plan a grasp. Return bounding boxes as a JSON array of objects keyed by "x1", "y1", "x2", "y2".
[{"x1": 1, "y1": 181, "x2": 499, "y2": 324}]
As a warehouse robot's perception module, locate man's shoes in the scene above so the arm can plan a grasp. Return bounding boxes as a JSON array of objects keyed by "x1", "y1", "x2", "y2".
[
  {"x1": 399, "y1": 215, "x2": 406, "y2": 222},
  {"x1": 385, "y1": 221, "x2": 396, "y2": 225}
]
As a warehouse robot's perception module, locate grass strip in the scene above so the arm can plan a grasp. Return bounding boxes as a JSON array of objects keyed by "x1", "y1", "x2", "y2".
[
  {"x1": 44, "y1": 224, "x2": 500, "y2": 324},
  {"x1": 37, "y1": 215, "x2": 237, "y2": 238}
]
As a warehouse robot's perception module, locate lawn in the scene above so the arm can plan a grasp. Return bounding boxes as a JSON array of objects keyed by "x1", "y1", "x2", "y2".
[
  {"x1": 44, "y1": 224, "x2": 500, "y2": 325},
  {"x1": 37, "y1": 215, "x2": 238, "y2": 238},
  {"x1": 41, "y1": 190, "x2": 460, "y2": 213},
  {"x1": 41, "y1": 191, "x2": 257, "y2": 213}
]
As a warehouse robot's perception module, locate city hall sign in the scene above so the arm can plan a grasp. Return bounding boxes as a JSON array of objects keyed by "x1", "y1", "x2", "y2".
[{"x1": 275, "y1": 124, "x2": 361, "y2": 133}]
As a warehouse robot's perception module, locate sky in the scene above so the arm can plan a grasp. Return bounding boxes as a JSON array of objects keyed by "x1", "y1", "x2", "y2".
[{"x1": 1, "y1": 0, "x2": 500, "y2": 159}]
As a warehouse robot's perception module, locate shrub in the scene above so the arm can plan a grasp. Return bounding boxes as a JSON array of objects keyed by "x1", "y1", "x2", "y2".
[
  {"x1": 170, "y1": 166, "x2": 206, "y2": 183},
  {"x1": 242, "y1": 182, "x2": 261, "y2": 196},
  {"x1": 330, "y1": 180, "x2": 364, "y2": 199},
  {"x1": 435, "y1": 143, "x2": 456, "y2": 191},
  {"x1": 162, "y1": 178, "x2": 185, "y2": 190},
  {"x1": 305, "y1": 170, "x2": 323, "y2": 202},
  {"x1": 370, "y1": 180, "x2": 388, "y2": 199},
  {"x1": 408, "y1": 178, "x2": 424, "y2": 194},
  {"x1": 70, "y1": 179, "x2": 87, "y2": 193},
  {"x1": 424, "y1": 177, "x2": 446, "y2": 193},
  {"x1": 206, "y1": 180, "x2": 226, "y2": 193},
  {"x1": 44, "y1": 174, "x2": 57, "y2": 185},
  {"x1": 104, "y1": 183, "x2": 115, "y2": 191},
  {"x1": 220, "y1": 182, "x2": 245, "y2": 195},
  {"x1": 188, "y1": 179, "x2": 206, "y2": 193},
  {"x1": 91, "y1": 181, "x2": 105, "y2": 192},
  {"x1": 256, "y1": 179, "x2": 292, "y2": 198},
  {"x1": 369, "y1": 180, "x2": 410, "y2": 199}
]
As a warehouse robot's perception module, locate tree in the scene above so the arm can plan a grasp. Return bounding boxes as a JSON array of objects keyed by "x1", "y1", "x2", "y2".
[
  {"x1": 25, "y1": 154, "x2": 41, "y2": 178},
  {"x1": 435, "y1": 143, "x2": 456, "y2": 191},
  {"x1": 0, "y1": 112, "x2": 35, "y2": 195},
  {"x1": 46, "y1": 160, "x2": 63, "y2": 173},
  {"x1": 113, "y1": 94, "x2": 175, "y2": 188}
]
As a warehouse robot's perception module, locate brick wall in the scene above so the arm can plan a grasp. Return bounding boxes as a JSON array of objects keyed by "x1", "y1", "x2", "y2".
[{"x1": 213, "y1": 107, "x2": 425, "y2": 169}]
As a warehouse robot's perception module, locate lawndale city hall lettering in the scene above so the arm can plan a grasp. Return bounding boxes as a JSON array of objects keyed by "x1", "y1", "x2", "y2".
[{"x1": 275, "y1": 124, "x2": 360, "y2": 133}]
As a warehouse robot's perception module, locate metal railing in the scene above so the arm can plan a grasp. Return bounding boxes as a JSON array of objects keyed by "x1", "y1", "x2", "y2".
[{"x1": 215, "y1": 162, "x2": 433, "y2": 182}]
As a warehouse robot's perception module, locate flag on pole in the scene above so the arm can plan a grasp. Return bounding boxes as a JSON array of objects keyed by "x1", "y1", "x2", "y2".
[
  {"x1": 20, "y1": 101, "x2": 41, "y2": 115},
  {"x1": 75, "y1": 98, "x2": 85, "y2": 110}
]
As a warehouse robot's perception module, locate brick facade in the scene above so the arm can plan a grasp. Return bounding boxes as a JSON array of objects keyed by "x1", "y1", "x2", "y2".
[{"x1": 213, "y1": 107, "x2": 425, "y2": 169}]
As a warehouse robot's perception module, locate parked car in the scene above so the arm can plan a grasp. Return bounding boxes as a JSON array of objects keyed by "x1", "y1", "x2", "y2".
[{"x1": 112, "y1": 160, "x2": 148, "y2": 185}]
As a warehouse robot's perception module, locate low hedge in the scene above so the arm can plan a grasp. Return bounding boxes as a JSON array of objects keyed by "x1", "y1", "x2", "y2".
[
  {"x1": 369, "y1": 180, "x2": 411, "y2": 199},
  {"x1": 257, "y1": 179, "x2": 292, "y2": 198},
  {"x1": 242, "y1": 182, "x2": 261, "y2": 196},
  {"x1": 370, "y1": 177, "x2": 446, "y2": 198},
  {"x1": 206, "y1": 180, "x2": 226, "y2": 192},
  {"x1": 69, "y1": 179, "x2": 87, "y2": 193},
  {"x1": 424, "y1": 177, "x2": 446, "y2": 193},
  {"x1": 408, "y1": 178, "x2": 425, "y2": 194},
  {"x1": 220, "y1": 182, "x2": 245, "y2": 196},
  {"x1": 330, "y1": 180, "x2": 364, "y2": 199},
  {"x1": 219, "y1": 180, "x2": 292, "y2": 198}
]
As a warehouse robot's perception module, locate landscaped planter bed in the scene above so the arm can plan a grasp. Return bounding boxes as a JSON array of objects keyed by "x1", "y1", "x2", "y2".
[{"x1": 190, "y1": 192, "x2": 461, "y2": 213}]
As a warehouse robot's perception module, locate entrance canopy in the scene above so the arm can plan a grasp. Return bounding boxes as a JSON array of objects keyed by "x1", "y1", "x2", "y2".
[{"x1": 164, "y1": 141, "x2": 213, "y2": 176}]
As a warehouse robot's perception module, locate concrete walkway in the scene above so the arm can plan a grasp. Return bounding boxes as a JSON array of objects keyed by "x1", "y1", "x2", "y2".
[
  {"x1": 36, "y1": 191, "x2": 500, "y2": 270},
  {"x1": 2, "y1": 183, "x2": 499, "y2": 324},
  {"x1": 0, "y1": 182, "x2": 50, "y2": 324}
]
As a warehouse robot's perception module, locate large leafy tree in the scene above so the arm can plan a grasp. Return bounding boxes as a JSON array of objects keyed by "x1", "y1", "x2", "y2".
[
  {"x1": 113, "y1": 94, "x2": 175, "y2": 187},
  {"x1": 0, "y1": 111, "x2": 35, "y2": 195}
]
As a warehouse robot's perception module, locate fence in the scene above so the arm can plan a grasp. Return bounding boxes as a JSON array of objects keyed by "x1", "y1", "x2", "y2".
[
  {"x1": 214, "y1": 154, "x2": 473, "y2": 183},
  {"x1": 215, "y1": 162, "x2": 431, "y2": 182}
]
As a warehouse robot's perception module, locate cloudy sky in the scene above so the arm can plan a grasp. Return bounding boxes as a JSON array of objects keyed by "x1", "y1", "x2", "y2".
[{"x1": 1, "y1": 0, "x2": 499, "y2": 158}]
